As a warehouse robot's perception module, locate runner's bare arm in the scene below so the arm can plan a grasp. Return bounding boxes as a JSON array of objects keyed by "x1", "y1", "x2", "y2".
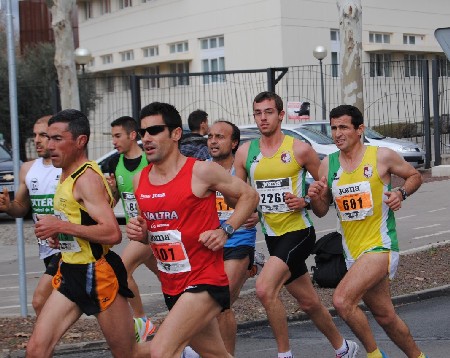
[
  {"x1": 233, "y1": 143, "x2": 250, "y2": 182},
  {"x1": 308, "y1": 157, "x2": 332, "y2": 217},
  {"x1": 378, "y1": 147, "x2": 422, "y2": 211},
  {"x1": 126, "y1": 171, "x2": 149, "y2": 243},
  {"x1": 35, "y1": 168, "x2": 121, "y2": 245},
  {"x1": 0, "y1": 161, "x2": 33, "y2": 217}
]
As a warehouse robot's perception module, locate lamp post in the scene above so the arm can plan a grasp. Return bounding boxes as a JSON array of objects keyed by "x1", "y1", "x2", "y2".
[
  {"x1": 313, "y1": 46, "x2": 328, "y2": 120},
  {"x1": 74, "y1": 47, "x2": 92, "y2": 74}
]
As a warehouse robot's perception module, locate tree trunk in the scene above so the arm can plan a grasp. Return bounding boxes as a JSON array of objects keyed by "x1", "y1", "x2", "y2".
[
  {"x1": 49, "y1": 0, "x2": 80, "y2": 110},
  {"x1": 337, "y1": 0, "x2": 364, "y2": 113}
]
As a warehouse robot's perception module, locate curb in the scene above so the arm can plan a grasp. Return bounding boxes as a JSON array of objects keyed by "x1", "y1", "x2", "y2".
[{"x1": 4, "y1": 285, "x2": 448, "y2": 358}]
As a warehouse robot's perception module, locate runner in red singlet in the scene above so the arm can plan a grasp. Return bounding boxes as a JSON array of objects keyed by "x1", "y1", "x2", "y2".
[{"x1": 126, "y1": 102, "x2": 259, "y2": 358}]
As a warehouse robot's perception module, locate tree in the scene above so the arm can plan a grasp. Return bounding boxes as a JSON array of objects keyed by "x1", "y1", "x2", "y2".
[
  {"x1": 47, "y1": 0, "x2": 80, "y2": 110},
  {"x1": 337, "y1": 0, "x2": 364, "y2": 113}
]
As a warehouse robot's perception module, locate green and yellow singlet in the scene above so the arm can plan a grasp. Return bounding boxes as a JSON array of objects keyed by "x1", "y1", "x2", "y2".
[
  {"x1": 327, "y1": 146, "x2": 399, "y2": 262},
  {"x1": 246, "y1": 135, "x2": 312, "y2": 236}
]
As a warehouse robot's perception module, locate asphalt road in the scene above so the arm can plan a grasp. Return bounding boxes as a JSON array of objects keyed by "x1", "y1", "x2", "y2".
[
  {"x1": 0, "y1": 179, "x2": 449, "y2": 318},
  {"x1": 36, "y1": 294, "x2": 450, "y2": 357}
]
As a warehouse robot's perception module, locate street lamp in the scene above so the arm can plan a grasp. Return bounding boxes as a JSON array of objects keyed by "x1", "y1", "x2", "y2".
[
  {"x1": 74, "y1": 47, "x2": 92, "y2": 74},
  {"x1": 313, "y1": 46, "x2": 328, "y2": 120}
]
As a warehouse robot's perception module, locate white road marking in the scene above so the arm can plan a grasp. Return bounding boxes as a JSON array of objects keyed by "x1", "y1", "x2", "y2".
[
  {"x1": 413, "y1": 224, "x2": 441, "y2": 230},
  {"x1": 396, "y1": 215, "x2": 416, "y2": 220},
  {"x1": 412, "y1": 230, "x2": 450, "y2": 240},
  {"x1": 428, "y1": 207, "x2": 447, "y2": 213}
]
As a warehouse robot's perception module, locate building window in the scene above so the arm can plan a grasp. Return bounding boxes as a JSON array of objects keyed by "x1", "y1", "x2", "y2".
[
  {"x1": 121, "y1": 71, "x2": 134, "y2": 91},
  {"x1": 143, "y1": 46, "x2": 159, "y2": 58},
  {"x1": 331, "y1": 52, "x2": 339, "y2": 78},
  {"x1": 330, "y1": 29, "x2": 340, "y2": 78},
  {"x1": 83, "y1": 2, "x2": 93, "y2": 19},
  {"x1": 101, "y1": 0, "x2": 111, "y2": 14},
  {"x1": 103, "y1": 76, "x2": 115, "y2": 93},
  {"x1": 404, "y1": 54, "x2": 425, "y2": 77},
  {"x1": 120, "y1": 50, "x2": 134, "y2": 62},
  {"x1": 119, "y1": 0, "x2": 132, "y2": 9},
  {"x1": 101, "y1": 54, "x2": 113, "y2": 65},
  {"x1": 437, "y1": 55, "x2": 450, "y2": 77},
  {"x1": 403, "y1": 35, "x2": 415, "y2": 45},
  {"x1": 169, "y1": 62, "x2": 189, "y2": 86},
  {"x1": 143, "y1": 66, "x2": 160, "y2": 89},
  {"x1": 200, "y1": 36, "x2": 224, "y2": 50},
  {"x1": 202, "y1": 57, "x2": 225, "y2": 84},
  {"x1": 369, "y1": 53, "x2": 392, "y2": 77},
  {"x1": 369, "y1": 32, "x2": 390, "y2": 44},
  {"x1": 169, "y1": 41, "x2": 189, "y2": 54}
]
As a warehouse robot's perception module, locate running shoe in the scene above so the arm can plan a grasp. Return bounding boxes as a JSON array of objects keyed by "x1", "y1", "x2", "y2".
[
  {"x1": 180, "y1": 345, "x2": 200, "y2": 358},
  {"x1": 336, "y1": 340, "x2": 359, "y2": 358},
  {"x1": 380, "y1": 351, "x2": 389, "y2": 358},
  {"x1": 134, "y1": 317, "x2": 156, "y2": 343},
  {"x1": 254, "y1": 251, "x2": 266, "y2": 273}
]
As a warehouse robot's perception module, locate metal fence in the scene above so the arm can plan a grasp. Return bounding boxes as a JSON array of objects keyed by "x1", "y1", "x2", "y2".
[{"x1": 5, "y1": 60, "x2": 449, "y2": 163}]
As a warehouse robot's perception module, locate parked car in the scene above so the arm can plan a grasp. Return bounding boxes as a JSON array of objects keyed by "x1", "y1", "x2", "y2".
[
  {"x1": 239, "y1": 124, "x2": 339, "y2": 159},
  {"x1": 298, "y1": 121, "x2": 426, "y2": 167},
  {"x1": 0, "y1": 144, "x2": 18, "y2": 218}
]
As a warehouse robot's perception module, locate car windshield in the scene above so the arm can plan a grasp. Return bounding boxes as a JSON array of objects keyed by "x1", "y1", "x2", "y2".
[
  {"x1": 293, "y1": 127, "x2": 335, "y2": 144},
  {"x1": 364, "y1": 127, "x2": 386, "y2": 140},
  {"x1": 0, "y1": 145, "x2": 12, "y2": 161}
]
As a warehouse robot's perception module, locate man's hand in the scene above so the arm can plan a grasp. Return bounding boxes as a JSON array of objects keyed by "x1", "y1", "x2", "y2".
[
  {"x1": 242, "y1": 212, "x2": 259, "y2": 229},
  {"x1": 0, "y1": 187, "x2": 11, "y2": 212},
  {"x1": 34, "y1": 215, "x2": 60, "y2": 248},
  {"x1": 105, "y1": 173, "x2": 117, "y2": 191},
  {"x1": 308, "y1": 177, "x2": 329, "y2": 201},
  {"x1": 199, "y1": 228, "x2": 227, "y2": 251},
  {"x1": 126, "y1": 216, "x2": 148, "y2": 243},
  {"x1": 284, "y1": 192, "x2": 308, "y2": 211},
  {"x1": 384, "y1": 190, "x2": 403, "y2": 211}
]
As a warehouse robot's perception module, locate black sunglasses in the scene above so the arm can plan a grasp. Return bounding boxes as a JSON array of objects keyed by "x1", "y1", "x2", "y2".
[{"x1": 139, "y1": 125, "x2": 172, "y2": 137}]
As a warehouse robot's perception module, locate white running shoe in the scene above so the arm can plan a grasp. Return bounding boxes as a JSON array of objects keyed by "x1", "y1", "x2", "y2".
[
  {"x1": 180, "y1": 345, "x2": 200, "y2": 358},
  {"x1": 336, "y1": 340, "x2": 359, "y2": 358}
]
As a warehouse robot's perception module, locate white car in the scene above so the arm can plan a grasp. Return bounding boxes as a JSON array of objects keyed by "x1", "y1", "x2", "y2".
[
  {"x1": 298, "y1": 121, "x2": 426, "y2": 167},
  {"x1": 239, "y1": 124, "x2": 339, "y2": 159}
]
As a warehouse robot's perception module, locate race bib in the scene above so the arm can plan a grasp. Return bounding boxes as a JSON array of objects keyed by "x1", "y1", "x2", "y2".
[
  {"x1": 121, "y1": 192, "x2": 139, "y2": 218},
  {"x1": 333, "y1": 181, "x2": 373, "y2": 221},
  {"x1": 254, "y1": 177, "x2": 292, "y2": 213},
  {"x1": 216, "y1": 191, "x2": 233, "y2": 220},
  {"x1": 149, "y1": 229, "x2": 191, "y2": 274},
  {"x1": 53, "y1": 211, "x2": 81, "y2": 252}
]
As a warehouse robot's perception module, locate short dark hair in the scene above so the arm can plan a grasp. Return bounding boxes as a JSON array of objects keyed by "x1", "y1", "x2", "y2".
[
  {"x1": 329, "y1": 105, "x2": 364, "y2": 129},
  {"x1": 48, "y1": 109, "x2": 90, "y2": 143},
  {"x1": 187, "y1": 110, "x2": 208, "y2": 131},
  {"x1": 215, "y1": 120, "x2": 240, "y2": 154},
  {"x1": 139, "y1": 102, "x2": 182, "y2": 134},
  {"x1": 253, "y1": 91, "x2": 283, "y2": 112},
  {"x1": 111, "y1": 116, "x2": 139, "y2": 135}
]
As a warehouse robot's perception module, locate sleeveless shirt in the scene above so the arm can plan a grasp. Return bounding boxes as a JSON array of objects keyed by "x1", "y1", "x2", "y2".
[
  {"x1": 135, "y1": 157, "x2": 228, "y2": 296},
  {"x1": 245, "y1": 135, "x2": 312, "y2": 236},
  {"x1": 53, "y1": 161, "x2": 115, "y2": 264},
  {"x1": 327, "y1": 146, "x2": 399, "y2": 261},
  {"x1": 25, "y1": 158, "x2": 61, "y2": 259}
]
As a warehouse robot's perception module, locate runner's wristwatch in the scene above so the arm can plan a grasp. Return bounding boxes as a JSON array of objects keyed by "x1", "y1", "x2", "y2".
[
  {"x1": 398, "y1": 187, "x2": 408, "y2": 201},
  {"x1": 219, "y1": 223, "x2": 235, "y2": 238}
]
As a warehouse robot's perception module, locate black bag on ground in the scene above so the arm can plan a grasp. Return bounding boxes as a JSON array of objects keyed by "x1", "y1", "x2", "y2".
[{"x1": 310, "y1": 231, "x2": 347, "y2": 288}]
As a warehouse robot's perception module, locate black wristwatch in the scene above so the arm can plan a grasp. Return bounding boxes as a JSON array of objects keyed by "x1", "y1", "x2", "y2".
[
  {"x1": 398, "y1": 187, "x2": 408, "y2": 201},
  {"x1": 219, "y1": 223, "x2": 235, "y2": 238}
]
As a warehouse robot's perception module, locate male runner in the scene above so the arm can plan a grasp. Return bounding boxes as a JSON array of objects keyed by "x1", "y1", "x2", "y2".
[
  {"x1": 27, "y1": 109, "x2": 145, "y2": 358},
  {"x1": 307, "y1": 104, "x2": 427, "y2": 358},
  {"x1": 0, "y1": 115, "x2": 61, "y2": 316},
  {"x1": 126, "y1": 102, "x2": 259, "y2": 357},
  {"x1": 106, "y1": 116, "x2": 157, "y2": 342},
  {"x1": 234, "y1": 91, "x2": 359, "y2": 358},
  {"x1": 207, "y1": 120, "x2": 259, "y2": 354}
]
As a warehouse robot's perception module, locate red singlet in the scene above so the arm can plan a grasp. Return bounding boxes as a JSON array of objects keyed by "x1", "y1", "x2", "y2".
[{"x1": 135, "y1": 158, "x2": 228, "y2": 296}]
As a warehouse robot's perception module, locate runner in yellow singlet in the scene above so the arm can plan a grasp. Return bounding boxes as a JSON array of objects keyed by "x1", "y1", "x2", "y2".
[
  {"x1": 234, "y1": 91, "x2": 359, "y2": 358},
  {"x1": 26, "y1": 109, "x2": 148, "y2": 358},
  {"x1": 308, "y1": 105, "x2": 427, "y2": 358}
]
